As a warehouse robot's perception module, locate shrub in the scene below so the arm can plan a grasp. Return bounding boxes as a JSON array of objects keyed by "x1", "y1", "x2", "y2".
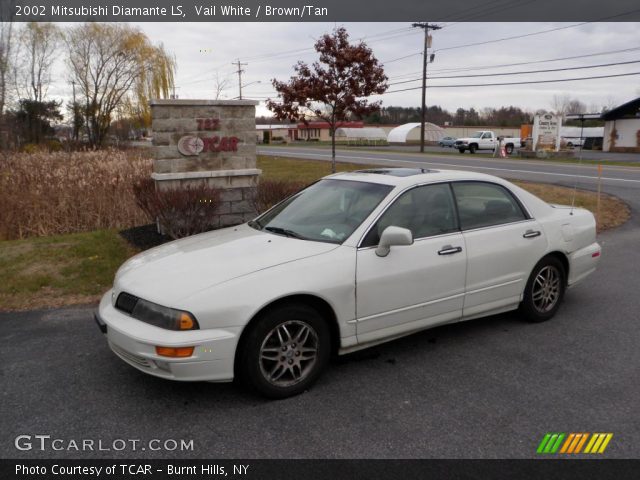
[
  {"x1": 133, "y1": 178, "x2": 222, "y2": 239},
  {"x1": 252, "y1": 179, "x2": 307, "y2": 214}
]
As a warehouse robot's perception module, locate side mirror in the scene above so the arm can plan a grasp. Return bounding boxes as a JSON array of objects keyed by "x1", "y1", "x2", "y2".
[{"x1": 375, "y1": 226, "x2": 413, "y2": 257}]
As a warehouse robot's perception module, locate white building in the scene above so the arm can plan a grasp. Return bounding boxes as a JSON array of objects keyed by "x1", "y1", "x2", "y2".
[{"x1": 602, "y1": 97, "x2": 640, "y2": 153}]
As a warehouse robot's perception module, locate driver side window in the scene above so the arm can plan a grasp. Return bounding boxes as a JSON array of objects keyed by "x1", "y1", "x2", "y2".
[{"x1": 361, "y1": 183, "x2": 458, "y2": 247}]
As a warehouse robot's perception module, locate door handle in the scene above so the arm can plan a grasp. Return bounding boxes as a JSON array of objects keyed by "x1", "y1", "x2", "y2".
[
  {"x1": 438, "y1": 245, "x2": 463, "y2": 255},
  {"x1": 523, "y1": 229, "x2": 541, "y2": 238}
]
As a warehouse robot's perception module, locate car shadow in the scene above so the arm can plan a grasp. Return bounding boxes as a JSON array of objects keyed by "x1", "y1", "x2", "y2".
[{"x1": 109, "y1": 309, "x2": 526, "y2": 405}]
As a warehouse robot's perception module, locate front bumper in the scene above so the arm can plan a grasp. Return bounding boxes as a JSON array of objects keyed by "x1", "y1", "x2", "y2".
[{"x1": 96, "y1": 291, "x2": 241, "y2": 382}]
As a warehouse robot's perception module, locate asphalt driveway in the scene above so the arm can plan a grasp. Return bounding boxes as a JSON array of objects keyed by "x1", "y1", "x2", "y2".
[{"x1": 1, "y1": 220, "x2": 639, "y2": 459}]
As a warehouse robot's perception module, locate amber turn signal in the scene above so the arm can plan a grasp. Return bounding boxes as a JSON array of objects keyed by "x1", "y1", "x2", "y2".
[
  {"x1": 179, "y1": 313, "x2": 195, "y2": 330},
  {"x1": 155, "y1": 346, "x2": 195, "y2": 358}
]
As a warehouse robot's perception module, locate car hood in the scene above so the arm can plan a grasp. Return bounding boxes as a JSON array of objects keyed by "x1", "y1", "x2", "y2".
[{"x1": 114, "y1": 224, "x2": 339, "y2": 304}]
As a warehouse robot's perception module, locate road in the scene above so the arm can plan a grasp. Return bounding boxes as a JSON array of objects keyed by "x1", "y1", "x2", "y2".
[
  {"x1": 1, "y1": 147, "x2": 639, "y2": 459},
  {"x1": 258, "y1": 146, "x2": 640, "y2": 191},
  {"x1": 315, "y1": 144, "x2": 640, "y2": 163}
]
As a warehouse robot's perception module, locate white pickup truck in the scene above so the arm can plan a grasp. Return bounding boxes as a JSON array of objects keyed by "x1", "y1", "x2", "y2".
[{"x1": 454, "y1": 130, "x2": 523, "y2": 154}]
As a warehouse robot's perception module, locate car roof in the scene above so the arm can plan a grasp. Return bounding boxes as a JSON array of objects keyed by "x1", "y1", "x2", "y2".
[{"x1": 325, "y1": 168, "x2": 504, "y2": 188}]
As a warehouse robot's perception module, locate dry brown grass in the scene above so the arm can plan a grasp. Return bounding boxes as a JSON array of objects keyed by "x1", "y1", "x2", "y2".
[
  {"x1": 0, "y1": 149, "x2": 152, "y2": 240},
  {"x1": 512, "y1": 181, "x2": 631, "y2": 232}
]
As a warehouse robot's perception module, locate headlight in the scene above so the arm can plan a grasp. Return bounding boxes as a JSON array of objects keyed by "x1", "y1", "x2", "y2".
[{"x1": 116, "y1": 293, "x2": 199, "y2": 331}]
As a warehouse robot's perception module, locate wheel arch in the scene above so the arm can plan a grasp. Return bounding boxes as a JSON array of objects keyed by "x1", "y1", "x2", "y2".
[
  {"x1": 233, "y1": 294, "x2": 341, "y2": 376},
  {"x1": 542, "y1": 251, "x2": 570, "y2": 285}
]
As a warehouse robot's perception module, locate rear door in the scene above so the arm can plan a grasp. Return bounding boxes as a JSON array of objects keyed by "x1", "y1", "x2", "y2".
[
  {"x1": 451, "y1": 181, "x2": 547, "y2": 318},
  {"x1": 355, "y1": 183, "x2": 467, "y2": 344}
]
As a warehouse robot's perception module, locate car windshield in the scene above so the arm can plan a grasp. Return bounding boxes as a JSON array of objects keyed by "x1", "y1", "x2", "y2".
[
  {"x1": 470, "y1": 132, "x2": 484, "y2": 138},
  {"x1": 250, "y1": 179, "x2": 393, "y2": 244}
]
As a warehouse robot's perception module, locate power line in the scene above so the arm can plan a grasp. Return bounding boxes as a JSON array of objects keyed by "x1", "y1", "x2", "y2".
[
  {"x1": 381, "y1": 52, "x2": 422, "y2": 64},
  {"x1": 386, "y1": 59, "x2": 640, "y2": 86},
  {"x1": 382, "y1": 71, "x2": 640, "y2": 94},
  {"x1": 380, "y1": 23, "x2": 609, "y2": 68},
  {"x1": 436, "y1": 7, "x2": 640, "y2": 52},
  {"x1": 386, "y1": 45, "x2": 640, "y2": 79}
]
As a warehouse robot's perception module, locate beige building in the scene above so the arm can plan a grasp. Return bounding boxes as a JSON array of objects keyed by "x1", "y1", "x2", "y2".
[{"x1": 602, "y1": 97, "x2": 640, "y2": 153}]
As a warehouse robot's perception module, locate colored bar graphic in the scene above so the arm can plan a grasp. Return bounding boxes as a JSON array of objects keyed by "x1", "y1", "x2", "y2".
[
  {"x1": 560, "y1": 433, "x2": 575, "y2": 453},
  {"x1": 573, "y1": 433, "x2": 589, "y2": 453},
  {"x1": 537, "y1": 433, "x2": 565, "y2": 454},
  {"x1": 537, "y1": 433, "x2": 613, "y2": 454},
  {"x1": 537, "y1": 433, "x2": 552, "y2": 454},
  {"x1": 584, "y1": 433, "x2": 614, "y2": 454}
]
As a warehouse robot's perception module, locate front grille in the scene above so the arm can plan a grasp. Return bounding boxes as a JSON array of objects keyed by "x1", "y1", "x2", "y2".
[
  {"x1": 110, "y1": 342, "x2": 151, "y2": 369},
  {"x1": 116, "y1": 292, "x2": 139, "y2": 314}
]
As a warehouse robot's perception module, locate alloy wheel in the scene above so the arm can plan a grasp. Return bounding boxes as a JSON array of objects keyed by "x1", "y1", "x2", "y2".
[
  {"x1": 259, "y1": 320, "x2": 319, "y2": 388},
  {"x1": 532, "y1": 265, "x2": 561, "y2": 313}
]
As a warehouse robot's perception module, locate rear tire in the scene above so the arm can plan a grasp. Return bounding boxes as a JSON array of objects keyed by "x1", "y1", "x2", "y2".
[
  {"x1": 238, "y1": 303, "x2": 331, "y2": 399},
  {"x1": 520, "y1": 256, "x2": 566, "y2": 323},
  {"x1": 505, "y1": 144, "x2": 514, "y2": 154}
]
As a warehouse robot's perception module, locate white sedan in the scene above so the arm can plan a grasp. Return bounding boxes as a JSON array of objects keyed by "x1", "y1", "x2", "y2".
[{"x1": 96, "y1": 168, "x2": 601, "y2": 398}]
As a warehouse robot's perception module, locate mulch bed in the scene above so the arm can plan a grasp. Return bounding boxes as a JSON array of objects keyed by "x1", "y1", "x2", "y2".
[{"x1": 119, "y1": 224, "x2": 171, "y2": 251}]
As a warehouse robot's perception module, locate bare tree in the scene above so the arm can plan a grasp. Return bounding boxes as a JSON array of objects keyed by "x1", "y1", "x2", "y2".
[
  {"x1": 13, "y1": 22, "x2": 61, "y2": 103},
  {"x1": 0, "y1": 7, "x2": 13, "y2": 116},
  {"x1": 551, "y1": 94, "x2": 571, "y2": 116},
  {"x1": 213, "y1": 71, "x2": 230, "y2": 100},
  {"x1": 65, "y1": 23, "x2": 175, "y2": 147},
  {"x1": 565, "y1": 99, "x2": 587, "y2": 115}
]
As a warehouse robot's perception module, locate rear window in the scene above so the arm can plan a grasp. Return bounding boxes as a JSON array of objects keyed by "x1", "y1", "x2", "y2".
[{"x1": 452, "y1": 182, "x2": 527, "y2": 230}]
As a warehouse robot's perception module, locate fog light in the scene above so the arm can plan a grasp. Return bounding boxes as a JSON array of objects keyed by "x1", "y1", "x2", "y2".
[
  {"x1": 155, "y1": 360, "x2": 170, "y2": 372},
  {"x1": 155, "y1": 346, "x2": 194, "y2": 358}
]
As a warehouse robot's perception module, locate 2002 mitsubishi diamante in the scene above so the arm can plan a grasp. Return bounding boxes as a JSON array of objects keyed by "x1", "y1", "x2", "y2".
[{"x1": 96, "y1": 168, "x2": 600, "y2": 398}]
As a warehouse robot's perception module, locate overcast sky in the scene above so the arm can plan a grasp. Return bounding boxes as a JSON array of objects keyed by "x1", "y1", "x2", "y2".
[{"x1": 47, "y1": 22, "x2": 640, "y2": 118}]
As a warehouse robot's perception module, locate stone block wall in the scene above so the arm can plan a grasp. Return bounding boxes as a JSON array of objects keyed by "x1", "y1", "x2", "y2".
[{"x1": 150, "y1": 99, "x2": 261, "y2": 228}]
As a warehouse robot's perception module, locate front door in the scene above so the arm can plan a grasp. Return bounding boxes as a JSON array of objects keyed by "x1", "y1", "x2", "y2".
[{"x1": 355, "y1": 183, "x2": 467, "y2": 344}]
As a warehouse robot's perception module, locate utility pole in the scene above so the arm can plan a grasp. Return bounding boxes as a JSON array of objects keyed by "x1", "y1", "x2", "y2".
[
  {"x1": 170, "y1": 85, "x2": 180, "y2": 99},
  {"x1": 233, "y1": 59, "x2": 248, "y2": 100},
  {"x1": 412, "y1": 22, "x2": 441, "y2": 153}
]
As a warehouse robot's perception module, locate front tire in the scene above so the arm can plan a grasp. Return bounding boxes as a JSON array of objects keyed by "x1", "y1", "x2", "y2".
[
  {"x1": 520, "y1": 256, "x2": 566, "y2": 323},
  {"x1": 238, "y1": 303, "x2": 331, "y2": 398},
  {"x1": 469, "y1": 144, "x2": 477, "y2": 154},
  {"x1": 458, "y1": 148, "x2": 466, "y2": 153}
]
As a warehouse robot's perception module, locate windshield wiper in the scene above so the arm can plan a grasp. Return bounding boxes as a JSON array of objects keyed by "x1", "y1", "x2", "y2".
[{"x1": 264, "y1": 226, "x2": 307, "y2": 240}]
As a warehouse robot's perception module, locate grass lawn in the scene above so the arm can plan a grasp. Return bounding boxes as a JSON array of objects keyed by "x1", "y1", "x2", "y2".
[
  {"x1": 0, "y1": 156, "x2": 630, "y2": 311},
  {"x1": 0, "y1": 230, "x2": 134, "y2": 311}
]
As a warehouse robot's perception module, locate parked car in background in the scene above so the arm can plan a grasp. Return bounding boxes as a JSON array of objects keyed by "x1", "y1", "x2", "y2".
[
  {"x1": 563, "y1": 138, "x2": 584, "y2": 149},
  {"x1": 439, "y1": 136, "x2": 457, "y2": 147},
  {"x1": 96, "y1": 168, "x2": 600, "y2": 398},
  {"x1": 455, "y1": 130, "x2": 523, "y2": 154}
]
